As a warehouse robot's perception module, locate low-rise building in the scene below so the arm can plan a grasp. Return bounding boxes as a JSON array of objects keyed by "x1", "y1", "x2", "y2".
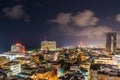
[
  {"x1": 31, "y1": 68, "x2": 57, "y2": 80},
  {"x1": 0, "y1": 56, "x2": 10, "y2": 66},
  {"x1": 1, "y1": 61, "x2": 21, "y2": 75},
  {"x1": 94, "y1": 57, "x2": 113, "y2": 64},
  {"x1": 90, "y1": 64, "x2": 120, "y2": 80},
  {"x1": 70, "y1": 64, "x2": 80, "y2": 71}
]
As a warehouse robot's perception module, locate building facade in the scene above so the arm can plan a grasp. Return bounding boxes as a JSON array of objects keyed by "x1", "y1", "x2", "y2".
[
  {"x1": 94, "y1": 57, "x2": 113, "y2": 64},
  {"x1": 41, "y1": 41, "x2": 56, "y2": 51},
  {"x1": 11, "y1": 43, "x2": 25, "y2": 53},
  {"x1": 106, "y1": 32, "x2": 116, "y2": 53},
  {"x1": 1, "y1": 61, "x2": 21, "y2": 75}
]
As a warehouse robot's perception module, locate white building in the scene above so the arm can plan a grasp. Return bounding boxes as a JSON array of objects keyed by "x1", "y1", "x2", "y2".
[
  {"x1": 112, "y1": 54, "x2": 120, "y2": 68},
  {"x1": 94, "y1": 57, "x2": 113, "y2": 64},
  {"x1": 11, "y1": 64, "x2": 21, "y2": 75},
  {"x1": 3, "y1": 61, "x2": 21, "y2": 75},
  {"x1": 11, "y1": 43, "x2": 25, "y2": 53}
]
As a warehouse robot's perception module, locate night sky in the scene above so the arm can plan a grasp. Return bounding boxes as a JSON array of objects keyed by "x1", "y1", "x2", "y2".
[{"x1": 0, "y1": 0, "x2": 120, "y2": 52}]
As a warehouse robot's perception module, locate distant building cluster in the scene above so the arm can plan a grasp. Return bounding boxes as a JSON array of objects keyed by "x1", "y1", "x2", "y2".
[
  {"x1": 0, "y1": 32, "x2": 120, "y2": 80},
  {"x1": 90, "y1": 64, "x2": 120, "y2": 80}
]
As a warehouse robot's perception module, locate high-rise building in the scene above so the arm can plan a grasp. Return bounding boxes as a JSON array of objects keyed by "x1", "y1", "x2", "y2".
[
  {"x1": 11, "y1": 43, "x2": 26, "y2": 53},
  {"x1": 41, "y1": 41, "x2": 56, "y2": 51},
  {"x1": 106, "y1": 32, "x2": 116, "y2": 53}
]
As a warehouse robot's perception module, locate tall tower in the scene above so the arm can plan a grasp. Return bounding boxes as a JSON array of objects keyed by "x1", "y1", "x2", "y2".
[{"x1": 106, "y1": 32, "x2": 116, "y2": 53}]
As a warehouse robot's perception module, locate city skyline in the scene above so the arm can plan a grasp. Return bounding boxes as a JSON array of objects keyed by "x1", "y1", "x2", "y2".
[{"x1": 1, "y1": 0, "x2": 120, "y2": 52}]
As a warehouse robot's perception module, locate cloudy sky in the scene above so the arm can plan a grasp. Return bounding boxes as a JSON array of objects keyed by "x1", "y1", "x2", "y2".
[{"x1": 0, "y1": 0, "x2": 120, "y2": 52}]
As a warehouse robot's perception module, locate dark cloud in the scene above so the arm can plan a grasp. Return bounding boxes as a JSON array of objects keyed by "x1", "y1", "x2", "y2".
[
  {"x1": 116, "y1": 14, "x2": 120, "y2": 22},
  {"x1": 49, "y1": 10, "x2": 99, "y2": 27},
  {"x1": 49, "y1": 10, "x2": 115, "y2": 47},
  {"x1": 72, "y1": 10, "x2": 99, "y2": 27},
  {"x1": 49, "y1": 13, "x2": 72, "y2": 25},
  {"x1": 2, "y1": 5, "x2": 30, "y2": 22}
]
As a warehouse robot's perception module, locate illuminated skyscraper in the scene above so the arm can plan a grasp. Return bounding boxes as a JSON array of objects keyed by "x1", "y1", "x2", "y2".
[
  {"x1": 41, "y1": 41, "x2": 56, "y2": 51},
  {"x1": 106, "y1": 32, "x2": 116, "y2": 53},
  {"x1": 11, "y1": 43, "x2": 26, "y2": 53}
]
